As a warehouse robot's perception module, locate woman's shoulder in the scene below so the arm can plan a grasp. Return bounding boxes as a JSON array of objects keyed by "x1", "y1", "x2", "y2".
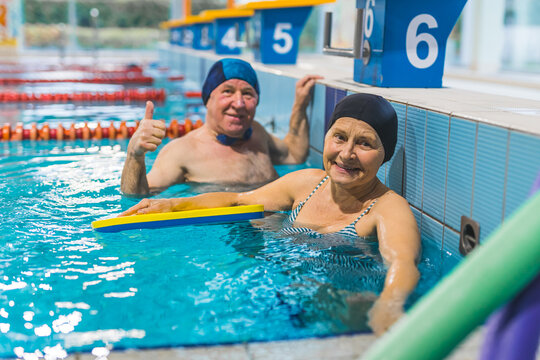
[
  {"x1": 277, "y1": 168, "x2": 327, "y2": 194},
  {"x1": 376, "y1": 188, "x2": 409, "y2": 206},
  {"x1": 373, "y1": 188, "x2": 415, "y2": 218},
  {"x1": 284, "y1": 168, "x2": 327, "y2": 182}
]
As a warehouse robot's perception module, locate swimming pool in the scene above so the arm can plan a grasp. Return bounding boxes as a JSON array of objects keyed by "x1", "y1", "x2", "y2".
[
  {"x1": 0, "y1": 136, "x2": 444, "y2": 358},
  {"x1": 0, "y1": 67, "x2": 446, "y2": 357}
]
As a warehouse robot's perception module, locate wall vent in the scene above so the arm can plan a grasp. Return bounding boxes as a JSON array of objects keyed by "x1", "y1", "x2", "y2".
[{"x1": 459, "y1": 216, "x2": 480, "y2": 256}]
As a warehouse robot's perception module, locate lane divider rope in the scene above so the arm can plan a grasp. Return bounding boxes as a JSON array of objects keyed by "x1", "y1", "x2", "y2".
[
  {"x1": 0, "y1": 88, "x2": 167, "y2": 103},
  {"x1": 1, "y1": 118, "x2": 204, "y2": 141}
]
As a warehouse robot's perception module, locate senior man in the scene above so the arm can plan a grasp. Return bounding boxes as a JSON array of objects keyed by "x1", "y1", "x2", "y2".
[{"x1": 121, "y1": 58, "x2": 321, "y2": 195}]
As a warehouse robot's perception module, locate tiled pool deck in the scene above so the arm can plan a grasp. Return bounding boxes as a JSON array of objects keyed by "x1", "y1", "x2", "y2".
[
  {"x1": 26, "y1": 328, "x2": 481, "y2": 359},
  {"x1": 0, "y1": 323, "x2": 485, "y2": 359}
]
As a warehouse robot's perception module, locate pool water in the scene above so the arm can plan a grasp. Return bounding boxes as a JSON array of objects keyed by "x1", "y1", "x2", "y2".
[
  {"x1": 0, "y1": 139, "x2": 443, "y2": 358},
  {"x1": 0, "y1": 68, "x2": 202, "y2": 127},
  {"x1": 0, "y1": 68, "x2": 444, "y2": 357}
]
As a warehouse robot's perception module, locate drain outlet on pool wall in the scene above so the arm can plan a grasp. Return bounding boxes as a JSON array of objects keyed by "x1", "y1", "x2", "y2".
[{"x1": 459, "y1": 216, "x2": 480, "y2": 256}]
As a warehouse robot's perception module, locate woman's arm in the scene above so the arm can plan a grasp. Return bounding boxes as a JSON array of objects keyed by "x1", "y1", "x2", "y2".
[
  {"x1": 368, "y1": 194, "x2": 421, "y2": 335},
  {"x1": 119, "y1": 169, "x2": 324, "y2": 216}
]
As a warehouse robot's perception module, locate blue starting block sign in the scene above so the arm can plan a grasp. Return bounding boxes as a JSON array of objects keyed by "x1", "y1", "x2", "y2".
[
  {"x1": 164, "y1": 16, "x2": 211, "y2": 49},
  {"x1": 325, "y1": 0, "x2": 467, "y2": 87},
  {"x1": 200, "y1": 9, "x2": 254, "y2": 55},
  {"x1": 162, "y1": 19, "x2": 184, "y2": 46},
  {"x1": 170, "y1": 26, "x2": 183, "y2": 46},
  {"x1": 241, "y1": 0, "x2": 336, "y2": 64},
  {"x1": 191, "y1": 21, "x2": 214, "y2": 50}
]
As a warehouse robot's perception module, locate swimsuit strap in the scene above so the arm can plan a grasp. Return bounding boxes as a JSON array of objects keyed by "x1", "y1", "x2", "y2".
[
  {"x1": 336, "y1": 199, "x2": 378, "y2": 238},
  {"x1": 350, "y1": 199, "x2": 378, "y2": 227},
  {"x1": 302, "y1": 175, "x2": 329, "y2": 204},
  {"x1": 288, "y1": 176, "x2": 329, "y2": 223}
]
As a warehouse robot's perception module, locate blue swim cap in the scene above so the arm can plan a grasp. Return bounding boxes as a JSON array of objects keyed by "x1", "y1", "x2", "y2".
[{"x1": 202, "y1": 58, "x2": 260, "y2": 105}]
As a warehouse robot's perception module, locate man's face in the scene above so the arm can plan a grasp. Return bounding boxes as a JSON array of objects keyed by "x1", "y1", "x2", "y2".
[{"x1": 205, "y1": 79, "x2": 258, "y2": 137}]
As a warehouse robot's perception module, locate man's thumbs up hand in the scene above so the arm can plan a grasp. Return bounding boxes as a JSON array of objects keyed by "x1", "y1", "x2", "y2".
[{"x1": 128, "y1": 101, "x2": 167, "y2": 157}]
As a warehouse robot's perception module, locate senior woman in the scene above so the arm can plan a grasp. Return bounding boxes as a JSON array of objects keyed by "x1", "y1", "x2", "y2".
[{"x1": 121, "y1": 93, "x2": 420, "y2": 335}]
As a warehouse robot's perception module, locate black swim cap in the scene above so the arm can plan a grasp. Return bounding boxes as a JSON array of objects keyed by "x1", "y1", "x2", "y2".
[{"x1": 328, "y1": 93, "x2": 397, "y2": 163}]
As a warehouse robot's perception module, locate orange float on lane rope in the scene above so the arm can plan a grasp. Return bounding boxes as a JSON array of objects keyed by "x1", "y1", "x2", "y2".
[
  {"x1": 41, "y1": 124, "x2": 50, "y2": 140},
  {"x1": 1, "y1": 124, "x2": 10, "y2": 141},
  {"x1": 108, "y1": 121, "x2": 116, "y2": 140},
  {"x1": 11, "y1": 123, "x2": 23, "y2": 141},
  {"x1": 30, "y1": 123, "x2": 38, "y2": 141},
  {"x1": 184, "y1": 118, "x2": 193, "y2": 134}
]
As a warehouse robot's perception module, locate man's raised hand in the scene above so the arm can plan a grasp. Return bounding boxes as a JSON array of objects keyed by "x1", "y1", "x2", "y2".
[
  {"x1": 294, "y1": 75, "x2": 323, "y2": 110},
  {"x1": 128, "y1": 101, "x2": 167, "y2": 157}
]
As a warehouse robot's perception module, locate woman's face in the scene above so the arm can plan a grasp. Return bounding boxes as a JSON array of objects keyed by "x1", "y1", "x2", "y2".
[{"x1": 323, "y1": 117, "x2": 385, "y2": 187}]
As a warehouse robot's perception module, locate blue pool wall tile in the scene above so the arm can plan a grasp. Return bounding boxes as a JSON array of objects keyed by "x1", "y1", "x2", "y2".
[
  {"x1": 387, "y1": 102, "x2": 406, "y2": 195},
  {"x1": 421, "y1": 213, "x2": 443, "y2": 249},
  {"x1": 273, "y1": 75, "x2": 297, "y2": 131},
  {"x1": 324, "y1": 87, "x2": 347, "y2": 131},
  {"x1": 472, "y1": 123, "x2": 509, "y2": 243},
  {"x1": 175, "y1": 52, "x2": 183, "y2": 74},
  {"x1": 377, "y1": 163, "x2": 386, "y2": 183},
  {"x1": 404, "y1": 106, "x2": 427, "y2": 209},
  {"x1": 443, "y1": 226, "x2": 460, "y2": 258},
  {"x1": 505, "y1": 131, "x2": 540, "y2": 218},
  {"x1": 179, "y1": 52, "x2": 187, "y2": 77},
  {"x1": 202, "y1": 58, "x2": 214, "y2": 82},
  {"x1": 254, "y1": 70, "x2": 272, "y2": 122},
  {"x1": 442, "y1": 227, "x2": 463, "y2": 275},
  {"x1": 200, "y1": 57, "x2": 208, "y2": 85},
  {"x1": 411, "y1": 206, "x2": 422, "y2": 232},
  {"x1": 306, "y1": 149, "x2": 323, "y2": 169},
  {"x1": 186, "y1": 54, "x2": 199, "y2": 84},
  {"x1": 254, "y1": 73, "x2": 297, "y2": 135},
  {"x1": 423, "y1": 111, "x2": 450, "y2": 223},
  {"x1": 445, "y1": 117, "x2": 477, "y2": 231},
  {"x1": 309, "y1": 83, "x2": 327, "y2": 153}
]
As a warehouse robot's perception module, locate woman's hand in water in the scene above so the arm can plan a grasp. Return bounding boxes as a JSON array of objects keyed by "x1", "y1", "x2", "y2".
[
  {"x1": 367, "y1": 296, "x2": 404, "y2": 336},
  {"x1": 119, "y1": 198, "x2": 174, "y2": 216}
]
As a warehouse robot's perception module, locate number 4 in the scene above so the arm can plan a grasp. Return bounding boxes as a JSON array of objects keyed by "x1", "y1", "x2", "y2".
[{"x1": 221, "y1": 27, "x2": 237, "y2": 50}]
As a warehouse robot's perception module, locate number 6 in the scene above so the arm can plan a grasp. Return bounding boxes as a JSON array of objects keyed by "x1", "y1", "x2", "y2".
[
  {"x1": 406, "y1": 14, "x2": 439, "y2": 69},
  {"x1": 365, "y1": 0, "x2": 375, "y2": 39}
]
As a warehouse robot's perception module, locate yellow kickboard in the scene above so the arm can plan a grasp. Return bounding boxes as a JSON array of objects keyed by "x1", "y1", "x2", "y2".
[{"x1": 92, "y1": 205, "x2": 264, "y2": 233}]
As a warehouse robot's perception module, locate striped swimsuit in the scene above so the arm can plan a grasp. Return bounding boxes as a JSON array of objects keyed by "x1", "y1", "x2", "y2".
[{"x1": 281, "y1": 176, "x2": 378, "y2": 239}]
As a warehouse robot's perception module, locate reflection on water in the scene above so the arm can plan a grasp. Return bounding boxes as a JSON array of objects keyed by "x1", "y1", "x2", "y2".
[{"x1": 0, "y1": 140, "x2": 443, "y2": 358}]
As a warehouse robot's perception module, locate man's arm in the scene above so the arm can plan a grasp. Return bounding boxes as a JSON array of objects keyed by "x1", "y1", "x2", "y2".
[
  {"x1": 269, "y1": 75, "x2": 323, "y2": 165},
  {"x1": 144, "y1": 139, "x2": 186, "y2": 191},
  {"x1": 120, "y1": 101, "x2": 167, "y2": 196},
  {"x1": 119, "y1": 168, "x2": 325, "y2": 216}
]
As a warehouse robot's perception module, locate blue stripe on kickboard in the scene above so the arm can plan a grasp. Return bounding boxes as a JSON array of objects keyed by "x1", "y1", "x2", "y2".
[{"x1": 95, "y1": 212, "x2": 264, "y2": 233}]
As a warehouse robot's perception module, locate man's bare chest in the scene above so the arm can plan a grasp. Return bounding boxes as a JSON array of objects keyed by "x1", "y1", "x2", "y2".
[{"x1": 184, "y1": 146, "x2": 277, "y2": 183}]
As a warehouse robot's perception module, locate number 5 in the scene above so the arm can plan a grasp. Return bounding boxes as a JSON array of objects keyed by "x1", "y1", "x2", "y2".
[
  {"x1": 406, "y1": 14, "x2": 439, "y2": 69},
  {"x1": 273, "y1": 23, "x2": 293, "y2": 55}
]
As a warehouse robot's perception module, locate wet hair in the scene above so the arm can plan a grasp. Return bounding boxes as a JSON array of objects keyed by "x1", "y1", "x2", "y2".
[
  {"x1": 202, "y1": 58, "x2": 260, "y2": 105},
  {"x1": 328, "y1": 93, "x2": 397, "y2": 163}
]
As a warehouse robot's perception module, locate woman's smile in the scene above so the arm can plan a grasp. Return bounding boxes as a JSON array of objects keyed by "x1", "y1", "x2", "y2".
[{"x1": 333, "y1": 161, "x2": 361, "y2": 175}]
